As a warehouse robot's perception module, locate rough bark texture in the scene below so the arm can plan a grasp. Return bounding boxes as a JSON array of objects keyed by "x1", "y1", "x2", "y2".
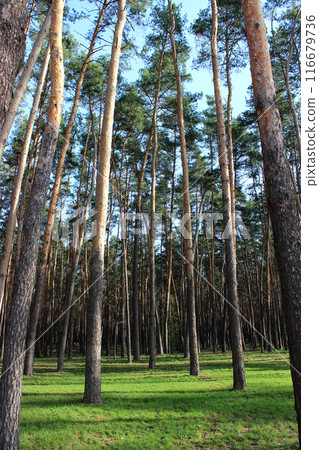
[
  {"x1": 0, "y1": 1, "x2": 64, "y2": 447},
  {"x1": 23, "y1": 0, "x2": 108, "y2": 377},
  {"x1": 168, "y1": 0, "x2": 199, "y2": 376},
  {"x1": 210, "y1": 0, "x2": 246, "y2": 389},
  {"x1": 0, "y1": 44, "x2": 50, "y2": 319},
  {"x1": 83, "y1": 0, "x2": 126, "y2": 404},
  {"x1": 242, "y1": 0, "x2": 301, "y2": 436},
  {"x1": 0, "y1": 0, "x2": 29, "y2": 132},
  {"x1": 0, "y1": 6, "x2": 52, "y2": 161}
]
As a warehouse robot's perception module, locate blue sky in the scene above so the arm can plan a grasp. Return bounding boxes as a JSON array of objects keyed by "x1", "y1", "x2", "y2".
[{"x1": 69, "y1": 0, "x2": 253, "y2": 118}]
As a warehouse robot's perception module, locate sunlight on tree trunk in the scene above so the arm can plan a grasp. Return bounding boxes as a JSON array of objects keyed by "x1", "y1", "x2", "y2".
[
  {"x1": 0, "y1": 1, "x2": 64, "y2": 447},
  {"x1": 168, "y1": 0, "x2": 199, "y2": 377},
  {"x1": 210, "y1": 0, "x2": 246, "y2": 390},
  {"x1": 242, "y1": 0, "x2": 301, "y2": 437},
  {"x1": 83, "y1": 0, "x2": 126, "y2": 404}
]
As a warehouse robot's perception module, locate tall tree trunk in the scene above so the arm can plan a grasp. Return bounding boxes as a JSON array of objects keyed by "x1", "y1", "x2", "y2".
[
  {"x1": 0, "y1": 0, "x2": 29, "y2": 131},
  {"x1": 210, "y1": 0, "x2": 246, "y2": 389},
  {"x1": 121, "y1": 254, "x2": 127, "y2": 358},
  {"x1": 0, "y1": 43, "x2": 50, "y2": 319},
  {"x1": 0, "y1": 6, "x2": 52, "y2": 160},
  {"x1": 131, "y1": 36, "x2": 167, "y2": 361},
  {"x1": 0, "y1": 1, "x2": 64, "y2": 447},
  {"x1": 168, "y1": 0, "x2": 199, "y2": 376},
  {"x1": 83, "y1": 0, "x2": 126, "y2": 404},
  {"x1": 271, "y1": 6, "x2": 301, "y2": 158},
  {"x1": 123, "y1": 237, "x2": 131, "y2": 363},
  {"x1": 14, "y1": 101, "x2": 47, "y2": 265},
  {"x1": 147, "y1": 38, "x2": 167, "y2": 368},
  {"x1": 131, "y1": 170, "x2": 146, "y2": 361},
  {"x1": 242, "y1": 0, "x2": 301, "y2": 435},
  {"x1": 23, "y1": 1, "x2": 108, "y2": 377},
  {"x1": 266, "y1": 214, "x2": 273, "y2": 352},
  {"x1": 57, "y1": 247, "x2": 80, "y2": 371},
  {"x1": 58, "y1": 121, "x2": 96, "y2": 372},
  {"x1": 225, "y1": 20, "x2": 236, "y2": 252},
  {"x1": 164, "y1": 147, "x2": 175, "y2": 353},
  {"x1": 148, "y1": 122, "x2": 158, "y2": 369}
]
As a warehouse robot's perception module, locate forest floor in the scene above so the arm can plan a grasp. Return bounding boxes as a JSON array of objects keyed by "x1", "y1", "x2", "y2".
[{"x1": 19, "y1": 350, "x2": 299, "y2": 449}]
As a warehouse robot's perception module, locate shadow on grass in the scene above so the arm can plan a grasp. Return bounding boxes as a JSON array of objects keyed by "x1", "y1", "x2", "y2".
[
  {"x1": 20, "y1": 351, "x2": 298, "y2": 449},
  {"x1": 22, "y1": 386, "x2": 295, "y2": 423},
  {"x1": 30, "y1": 358, "x2": 291, "y2": 377}
]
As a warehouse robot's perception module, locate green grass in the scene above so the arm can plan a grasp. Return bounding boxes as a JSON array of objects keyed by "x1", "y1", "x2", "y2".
[{"x1": 20, "y1": 350, "x2": 299, "y2": 449}]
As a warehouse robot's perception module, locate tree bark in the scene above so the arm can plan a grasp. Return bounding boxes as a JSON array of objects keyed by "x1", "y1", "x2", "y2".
[
  {"x1": 225, "y1": 20, "x2": 236, "y2": 252},
  {"x1": 164, "y1": 146, "x2": 175, "y2": 353},
  {"x1": 131, "y1": 122, "x2": 153, "y2": 362},
  {"x1": 123, "y1": 237, "x2": 131, "y2": 363},
  {"x1": 0, "y1": 6, "x2": 52, "y2": 161},
  {"x1": 23, "y1": 1, "x2": 108, "y2": 377},
  {"x1": 0, "y1": 0, "x2": 29, "y2": 131},
  {"x1": 271, "y1": 6, "x2": 301, "y2": 158},
  {"x1": 57, "y1": 245, "x2": 80, "y2": 372},
  {"x1": 131, "y1": 36, "x2": 167, "y2": 361},
  {"x1": 83, "y1": 0, "x2": 126, "y2": 404},
  {"x1": 0, "y1": 43, "x2": 50, "y2": 320},
  {"x1": 0, "y1": 1, "x2": 64, "y2": 447},
  {"x1": 242, "y1": 0, "x2": 301, "y2": 436},
  {"x1": 210, "y1": 0, "x2": 246, "y2": 389},
  {"x1": 147, "y1": 39, "x2": 167, "y2": 368},
  {"x1": 168, "y1": 0, "x2": 199, "y2": 376},
  {"x1": 148, "y1": 121, "x2": 158, "y2": 369}
]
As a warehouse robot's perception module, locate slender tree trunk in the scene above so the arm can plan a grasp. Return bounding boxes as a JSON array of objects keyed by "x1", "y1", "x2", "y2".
[
  {"x1": 23, "y1": 1, "x2": 108, "y2": 376},
  {"x1": 57, "y1": 110, "x2": 97, "y2": 371},
  {"x1": 57, "y1": 246, "x2": 80, "y2": 371},
  {"x1": 244, "y1": 245, "x2": 257, "y2": 349},
  {"x1": 0, "y1": 0, "x2": 29, "y2": 132},
  {"x1": 165, "y1": 147, "x2": 175, "y2": 353},
  {"x1": 50, "y1": 208, "x2": 62, "y2": 357},
  {"x1": 168, "y1": 0, "x2": 199, "y2": 376},
  {"x1": 121, "y1": 253, "x2": 127, "y2": 358},
  {"x1": 57, "y1": 126, "x2": 97, "y2": 371},
  {"x1": 0, "y1": 43, "x2": 50, "y2": 319},
  {"x1": 131, "y1": 36, "x2": 167, "y2": 361},
  {"x1": 0, "y1": 2, "x2": 64, "y2": 447},
  {"x1": 147, "y1": 39, "x2": 167, "y2": 368},
  {"x1": 225, "y1": 21, "x2": 236, "y2": 252},
  {"x1": 132, "y1": 99, "x2": 160, "y2": 360},
  {"x1": 14, "y1": 102, "x2": 46, "y2": 261},
  {"x1": 131, "y1": 183, "x2": 145, "y2": 361},
  {"x1": 242, "y1": 0, "x2": 301, "y2": 435},
  {"x1": 0, "y1": 6, "x2": 52, "y2": 160},
  {"x1": 1, "y1": 38, "x2": 48, "y2": 299},
  {"x1": 271, "y1": 6, "x2": 301, "y2": 158},
  {"x1": 266, "y1": 214, "x2": 273, "y2": 352},
  {"x1": 123, "y1": 238, "x2": 131, "y2": 363},
  {"x1": 148, "y1": 122, "x2": 158, "y2": 369},
  {"x1": 210, "y1": 0, "x2": 246, "y2": 389},
  {"x1": 83, "y1": 0, "x2": 126, "y2": 404}
]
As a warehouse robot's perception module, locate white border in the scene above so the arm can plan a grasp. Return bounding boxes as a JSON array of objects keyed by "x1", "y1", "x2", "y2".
[{"x1": 301, "y1": 0, "x2": 319, "y2": 446}]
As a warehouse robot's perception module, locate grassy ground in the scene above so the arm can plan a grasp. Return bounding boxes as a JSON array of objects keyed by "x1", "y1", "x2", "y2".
[{"x1": 20, "y1": 350, "x2": 299, "y2": 449}]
